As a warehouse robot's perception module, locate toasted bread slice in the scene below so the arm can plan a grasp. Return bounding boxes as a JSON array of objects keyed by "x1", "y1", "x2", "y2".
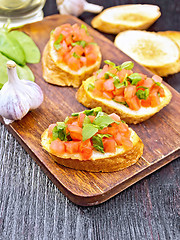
[
  {"x1": 41, "y1": 127, "x2": 143, "y2": 172},
  {"x1": 42, "y1": 25, "x2": 102, "y2": 88},
  {"x1": 76, "y1": 76, "x2": 172, "y2": 124},
  {"x1": 114, "y1": 30, "x2": 180, "y2": 76},
  {"x1": 91, "y1": 4, "x2": 161, "y2": 34},
  {"x1": 158, "y1": 31, "x2": 180, "y2": 48}
]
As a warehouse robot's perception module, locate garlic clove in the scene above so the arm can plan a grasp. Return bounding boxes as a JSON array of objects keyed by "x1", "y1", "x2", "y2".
[
  {"x1": 0, "y1": 61, "x2": 43, "y2": 124},
  {"x1": 56, "y1": 0, "x2": 103, "y2": 17}
]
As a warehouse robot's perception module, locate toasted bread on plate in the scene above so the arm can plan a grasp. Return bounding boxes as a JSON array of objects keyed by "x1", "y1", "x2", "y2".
[
  {"x1": 42, "y1": 23, "x2": 102, "y2": 88},
  {"x1": 76, "y1": 61, "x2": 172, "y2": 124},
  {"x1": 114, "y1": 30, "x2": 180, "y2": 76},
  {"x1": 41, "y1": 108, "x2": 143, "y2": 172},
  {"x1": 91, "y1": 4, "x2": 161, "y2": 34}
]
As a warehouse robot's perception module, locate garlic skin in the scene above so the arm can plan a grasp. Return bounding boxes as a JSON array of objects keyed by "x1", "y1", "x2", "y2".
[
  {"x1": 0, "y1": 61, "x2": 43, "y2": 125},
  {"x1": 56, "y1": 0, "x2": 103, "y2": 17}
]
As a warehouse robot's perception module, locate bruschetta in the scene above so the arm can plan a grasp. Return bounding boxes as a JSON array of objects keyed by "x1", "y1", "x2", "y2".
[
  {"x1": 41, "y1": 107, "x2": 143, "y2": 172},
  {"x1": 42, "y1": 23, "x2": 102, "y2": 88},
  {"x1": 76, "y1": 61, "x2": 172, "y2": 124}
]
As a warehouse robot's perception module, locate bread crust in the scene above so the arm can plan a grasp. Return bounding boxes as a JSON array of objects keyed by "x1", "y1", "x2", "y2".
[
  {"x1": 41, "y1": 128, "x2": 144, "y2": 172},
  {"x1": 91, "y1": 5, "x2": 161, "y2": 34},
  {"x1": 42, "y1": 41, "x2": 101, "y2": 88},
  {"x1": 76, "y1": 76, "x2": 172, "y2": 124}
]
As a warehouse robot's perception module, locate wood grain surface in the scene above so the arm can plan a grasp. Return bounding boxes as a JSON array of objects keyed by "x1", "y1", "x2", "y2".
[
  {"x1": 0, "y1": 14, "x2": 179, "y2": 206},
  {"x1": 0, "y1": 0, "x2": 180, "y2": 239}
]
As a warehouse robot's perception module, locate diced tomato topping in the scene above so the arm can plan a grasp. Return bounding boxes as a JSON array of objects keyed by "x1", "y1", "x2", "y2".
[
  {"x1": 159, "y1": 87, "x2": 165, "y2": 97},
  {"x1": 109, "y1": 113, "x2": 121, "y2": 122},
  {"x1": 114, "y1": 132, "x2": 123, "y2": 146},
  {"x1": 50, "y1": 139, "x2": 65, "y2": 155},
  {"x1": 67, "y1": 125, "x2": 83, "y2": 140},
  {"x1": 113, "y1": 87, "x2": 125, "y2": 96},
  {"x1": 78, "y1": 113, "x2": 86, "y2": 128},
  {"x1": 102, "y1": 91, "x2": 114, "y2": 99},
  {"x1": 103, "y1": 138, "x2": 116, "y2": 153},
  {"x1": 142, "y1": 78, "x2": 154, "y2": 89},
  {"x1": 117, "y1": 69, "x2": 133, "y2": 82},
  {"x1": 52, "y1": 23, "x2": 98, "y2": 71},
  {"x1": 103, "y1": 79, "x2": 115, "y2": 92},
  {"x1": 86, "y1": 52, "x2": 97, "y2": 66},
  {"x1": 65, "y1": 141, "x2": 81, "y2": 154},
  {"x1": 126, "y1": 96, "x2": 141, "y2": 111},
  {"x1": 150, "y1": 92, "x2": 160, "y2": 107},
  {"x1": 152, "y1": 75, "x2": 162, "y2": 83},
  {"x1": 141, "y1": 97, "x2": 151, "y2": 107},
  {"x1": 94, "y1": 79, "x2": 104, "y2": 91},
  {"x1": 121, "y1": 137, "x2": 133, "y2": 150},
  {"x1": 48, "y1": 124, "x2": 56, "y2": 138},
  {"x1": 67, "y1": 57, "x2": 81, "y2": 71},
  {"x1": 96, "y1": 65, "x2": 109, "y2": 79},
  {"x1": 124, "y1": 85, "x2": 136, "y2": 99},
  {"x1": 80, "y1": 139, "x2": 93, "y2": 160},
  {"x1": 113, "y1": 95, "x2": 125, "y2": 103},
  {"x1": 92, "y1": 89, "x2": 103, "y2": 98}
]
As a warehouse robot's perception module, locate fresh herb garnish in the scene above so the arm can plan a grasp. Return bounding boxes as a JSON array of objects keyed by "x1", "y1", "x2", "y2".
[
  {"x1": 112, "y1": 99, "x2": 129, "y2": 107},
  {"x1": 104, "y1": 60, "x2": 116, "y2": 67},
  {"x1": 120, "y1": 61, "x2": 134, "y2": 70},
  {"x1": 89, "y1": 42, "x2": 97, "y2": 45},
  {"x1": 128, "y1": 73, "x2": 142, "y2": 85},
  {"x1": 83, "y1": 115, "x2": 91, "y2": 126},
  {"x1": 92, "y1": 134, "x2": 112, "y2": 153},
  {"x1": 73, "y1": 52, "x2": 80, "y2": 59},
  {"x1": 81, "y1": 24, "x2": 88, "y2": 33},
  {"x1": 93, "y1": 113, "x2": 118, "y2": 129},
  {"x1": 83, "y1": 107, "x2": 102, "y2": 116},
  {"x1": 113, "y1": 74, "x2": 128, "y2": 89},
  {"x1": 50, "y1": 29, "x2": 55, "y2": 35},
  {"x1": 52, "y1": 122, "x2": 67, "y2": 141},
  {"x1": 82, "y1": 124, "x2": 99, "y2": 141},
  {"x1": 54, "y1": 33, "x2": 63, "y2": 50},
  {"x1": 88, "y1": 83, "x2": 95, "y2": 91},
  {"x1": 154, "y1": 82, "x2": 161, "y2": 86},
  {"x1": 136, "y1": 89, "x2": 149, "y2": 100},
  {"x1": 71, "y1": 112, "x2": 79, "y2": 117},
  {"x1": 71, "y1": 40, "x2": 86, "y2": 48}
]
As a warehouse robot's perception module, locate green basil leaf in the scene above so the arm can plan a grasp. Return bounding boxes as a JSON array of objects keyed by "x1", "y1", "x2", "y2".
[
  {"x1": 50, "y1": 29, "x2": 55, "y2": 35},
  {"x1": 88, "y1": 83, "x2": 95, "y2": 91},
  {"x1": 71, "y1": 40, "x2": 86, "y2": 48},
  {"x1": 154, "y1": 82, "x2": 161, "y2": 86},
  {"x1": 93, "y1": 115, "x2": 115, "y2": 129},
  {"x1": 81, "y1": 24, "x2": 88, "y2": 33},
  {"x1": 52, "y1": 122, "x2": 67, "y2": 141},
  {"x1": 137, "y1": 86, "x2": 148, "y2": 89},
  {"x1": 112, "y1": 99, "x2": 129, "y2": 107},
  {"x1": 83, "y1": 115, "x2": 91, "y2": 126},
  {"x1": 88, "y1": 42, "x2": 97, "y2": 45},
  {"x1": 64, "y1": 116, "x2": 69, "y2": 123},
  {"x1": 128, "y1": 73, "x2": 142, "y2": 85},
  {"x1": 71, "y1": 112, "x2": 79, "y2": 117},
  {"x1": 54, "y1": 33, "x2": 63, "y2": 50},
  {"x1": 136, "y1": 89, "x2": 149, "y2": 100},
  {"x1": 83, "y1": 107, "x2": 102, "y2": 116},
  {"x1": 104, "y1": 73, "x2": 110, "y2": 79},
  {"x1": 104, "y1": 60, "x2": 116, "y2": 67},
  {"x1": 92, "y1": 135, "x2": 104, "y2": 153},
  {"x1": 82, "y1": 124, "x2": 98, "y2": 141},
  {"x1": 121, "y1": 61, "x2": 134, "y2": 70},
  {"x1": 73, "y1": 52, "x2": 80, "y2": 59}
]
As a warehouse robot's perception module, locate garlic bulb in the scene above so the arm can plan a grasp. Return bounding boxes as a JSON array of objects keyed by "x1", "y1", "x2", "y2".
[
  {"x1": 56, "y1": 0, "x2": 103, "y2": 17},
  {"x1": 0, "y1": 61, "x2": 43, "y2": 124}
]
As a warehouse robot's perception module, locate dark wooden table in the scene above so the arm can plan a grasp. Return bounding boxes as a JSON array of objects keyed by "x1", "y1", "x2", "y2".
[{"x1": 0, "y1": 0, "x2": 179, "y2": 239}]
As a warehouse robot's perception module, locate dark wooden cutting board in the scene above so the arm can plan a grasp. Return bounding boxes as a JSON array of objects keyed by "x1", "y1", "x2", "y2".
[{"x1": 1, "y1": 15, "x2": 180, "y2": 206}]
